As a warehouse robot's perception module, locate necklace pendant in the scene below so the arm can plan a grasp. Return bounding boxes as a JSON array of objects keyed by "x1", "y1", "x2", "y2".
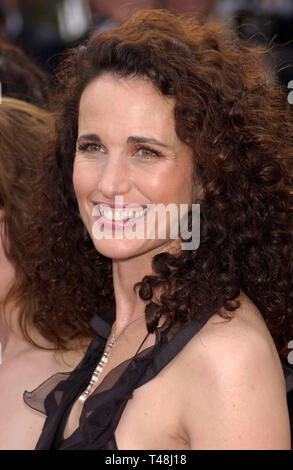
[
  {"x1": 78, "y1": 392, "x2": 87, "y2": 403},
  {"x1": 78, "y1": 311, "x2": 145, "y2": 403}
]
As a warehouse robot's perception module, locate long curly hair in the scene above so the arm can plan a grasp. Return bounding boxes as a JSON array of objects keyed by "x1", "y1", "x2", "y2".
[
  {"x1": 25, "y1": 10, "x2": 292, "y2": 356},
  {"x1": 0, "y1": 98, "x2": 53, "y2": 327}
]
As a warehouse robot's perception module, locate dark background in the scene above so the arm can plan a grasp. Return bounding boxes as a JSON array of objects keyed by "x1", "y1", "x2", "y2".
[{"x1": 0, "y1": 0, "x2": 293, "y2": 90}]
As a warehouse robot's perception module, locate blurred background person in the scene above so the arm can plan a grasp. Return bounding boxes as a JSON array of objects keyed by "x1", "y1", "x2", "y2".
[{"x1": 0, "y1": 98, "x2": 85, "y2": 449}]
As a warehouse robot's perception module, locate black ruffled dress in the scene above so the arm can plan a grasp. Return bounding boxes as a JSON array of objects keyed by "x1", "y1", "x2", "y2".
[{"x1": 24, "y1": 304, "x2": 293, "y2": 449}]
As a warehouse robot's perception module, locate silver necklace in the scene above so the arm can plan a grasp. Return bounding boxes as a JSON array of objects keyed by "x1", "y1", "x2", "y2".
[{"x1": 78, "y1": 312, "x2": 145, "y2": 403}]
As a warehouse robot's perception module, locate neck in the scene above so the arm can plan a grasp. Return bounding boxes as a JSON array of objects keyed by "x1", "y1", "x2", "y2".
[
  {"x1": 112, "y1": 255, "x2": 151, "y2": 335},
  {"x1": 111, "y1": 240, "x2": 180, "y2": 335}
]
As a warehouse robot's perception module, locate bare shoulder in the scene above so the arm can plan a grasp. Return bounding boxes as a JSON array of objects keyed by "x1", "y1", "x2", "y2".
[
  {"x1": 182, "y1": 291, "x2": 283, "y2": 374},
  {"x1": 175, "y1": 292, "x2": 291, "y2": 449}
]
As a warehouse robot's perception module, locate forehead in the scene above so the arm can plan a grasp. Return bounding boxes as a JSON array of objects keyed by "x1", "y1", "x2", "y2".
[{"x1": 78, "y1": 74, "x2": 177, "y2": 140}]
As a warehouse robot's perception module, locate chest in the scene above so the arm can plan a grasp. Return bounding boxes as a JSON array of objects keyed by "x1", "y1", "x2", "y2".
[
  {"x1": 0, "y1": 350, "x2": 77, "y2": 450},
  {"x1": 63, "y1": 350, "x2": 189, "y2": 450},
  {"x1": 114, "y1": 369, "x2": 189, "y2": 450},
  {"x1": 0, "y1": 361, "x2": 46, "y2": 449}
]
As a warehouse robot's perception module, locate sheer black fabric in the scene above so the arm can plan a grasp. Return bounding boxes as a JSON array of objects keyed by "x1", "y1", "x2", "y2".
[
  {"x1": 24, "y1": 304, "x2": 293, "y2": 450},
  {"x1": 24, "y1": 304, "x2": 218, "y2": 450}
]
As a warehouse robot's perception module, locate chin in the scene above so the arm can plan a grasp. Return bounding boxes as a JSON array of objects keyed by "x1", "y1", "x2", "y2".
[
  {"x1": 92, "y1": 237, "x2": 146, "y2": 260},
  {"x1": 91, "y1": 236, "x2": 169, "y2": 261}
]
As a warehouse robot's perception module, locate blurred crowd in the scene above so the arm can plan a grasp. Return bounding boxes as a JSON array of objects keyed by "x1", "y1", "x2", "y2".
[{"x1": 0, "y1": 0, "x2": 292, "y2": 86}]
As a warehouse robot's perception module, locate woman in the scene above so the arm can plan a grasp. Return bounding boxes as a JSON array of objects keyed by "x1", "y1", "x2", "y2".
[
  {"x1": 25, "y1": 10, "x2": 292, "y2": 449},
  {"x1": 0, "y1": 98, "x2": 99, "y2": 450}
]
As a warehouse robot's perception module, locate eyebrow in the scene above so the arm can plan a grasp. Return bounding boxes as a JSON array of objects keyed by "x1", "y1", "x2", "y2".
[
  {"x1": 77, "y1": 133, "x2": 169, "y2": 148},
  {"x1": 77, "y1": 134, "x2": 101, "y2": 143},
  {"x1": 127, "y1": 136, "x2": 169, "y2": 148}
]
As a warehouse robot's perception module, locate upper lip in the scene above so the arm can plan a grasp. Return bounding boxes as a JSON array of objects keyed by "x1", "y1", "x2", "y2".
[{"x1": 92, "y1": 200, "x2": 148, "y2": 209}]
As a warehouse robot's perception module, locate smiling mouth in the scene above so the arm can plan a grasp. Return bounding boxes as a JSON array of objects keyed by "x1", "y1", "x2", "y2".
[{"x1": 92, "y1": 204, "x2": 148, "y2": 222}]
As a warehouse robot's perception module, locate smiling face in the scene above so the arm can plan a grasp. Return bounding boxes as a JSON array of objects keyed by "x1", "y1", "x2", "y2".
[{"x1": 73, "y1": 73, "x2": 196, "y2": 261}]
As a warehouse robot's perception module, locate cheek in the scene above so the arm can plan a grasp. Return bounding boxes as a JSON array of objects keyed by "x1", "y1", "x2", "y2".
[
  {"x1": 145, "y1": 166, "x2": 193, "y2": 205},
  {"x1": 167, "y1": 166, "x2": 194, "y2": 205},
  {"x1": 72, "y1": 168, "x2": 82, "y2": 203},
  {"x1": 73, "y1": 161, "x2": 98, "y2": 202}
]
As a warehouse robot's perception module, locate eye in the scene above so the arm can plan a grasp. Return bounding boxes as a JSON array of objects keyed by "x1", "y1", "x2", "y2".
[
  {"x1": 77, "y1": 142, "x2": 105, "y2": 153},
  {"x1": 135, "y1": 146, "x2": 161, "y2": 160}
]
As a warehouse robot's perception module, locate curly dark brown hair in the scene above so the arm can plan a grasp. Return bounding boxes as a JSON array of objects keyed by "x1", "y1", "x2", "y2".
[
  {"x1": 25, "y1": 10, "x2": 292, "y2": 356},
  {"x1": 0, "y1": 98, "x2": 53, "y2": 329}
]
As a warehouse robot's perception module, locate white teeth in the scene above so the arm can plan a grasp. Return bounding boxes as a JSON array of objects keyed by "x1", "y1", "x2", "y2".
[
  {"x1": 94, "y1": 205, "x2": 147, "y2": 221},
  {"x1": 104, "y1": 210, "x2": 113, "y2": 220}
]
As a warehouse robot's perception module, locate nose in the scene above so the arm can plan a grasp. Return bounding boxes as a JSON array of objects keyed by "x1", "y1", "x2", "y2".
[{"x1": 97, "y1": 153, "x2": 131, "y2": 199}]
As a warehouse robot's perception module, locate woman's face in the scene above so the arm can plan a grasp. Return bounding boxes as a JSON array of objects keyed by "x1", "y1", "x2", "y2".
[{"x1": 73, "y1": 73, "x2": 196, "y2": 261}]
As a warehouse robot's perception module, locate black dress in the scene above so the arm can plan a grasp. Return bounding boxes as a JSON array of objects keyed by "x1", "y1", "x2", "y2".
[{"x1": 24, "y1": 304, "x2": 293, "y2": 450}]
